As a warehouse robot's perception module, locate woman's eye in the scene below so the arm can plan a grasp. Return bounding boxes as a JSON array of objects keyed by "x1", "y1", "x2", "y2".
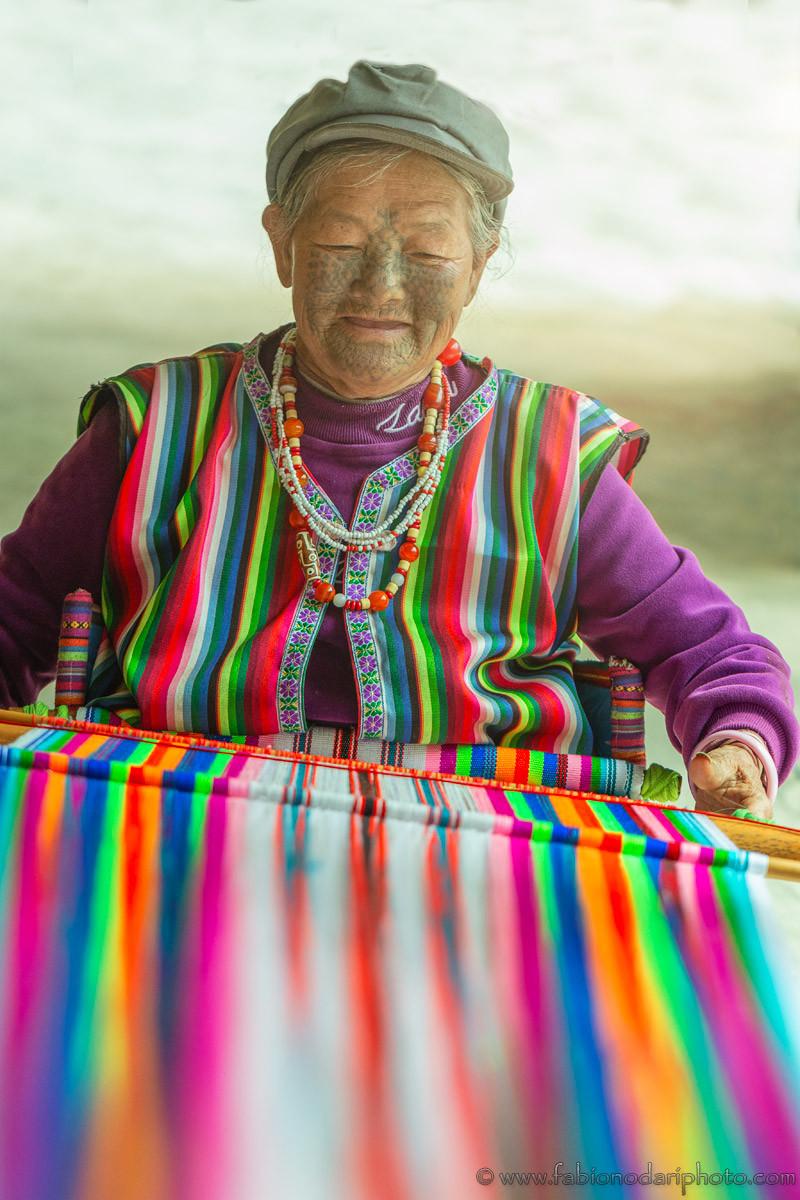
[{"x1": 410, "y1": 252, "x2": 445, "y2": 263}]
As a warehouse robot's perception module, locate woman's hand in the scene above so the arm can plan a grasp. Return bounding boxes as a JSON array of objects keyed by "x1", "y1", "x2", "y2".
[{"x1": 688, "y1": 741, "x2": 772, "y2": 820}]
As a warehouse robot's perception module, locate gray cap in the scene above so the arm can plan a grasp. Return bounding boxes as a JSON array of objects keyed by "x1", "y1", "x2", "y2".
[{"x1": 266, "y1": 61, "x2": 513, "y2": 218}]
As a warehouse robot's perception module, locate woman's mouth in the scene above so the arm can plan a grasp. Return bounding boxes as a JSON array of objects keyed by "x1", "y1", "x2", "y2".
[{"x1": 339, "y1": 316, "x2": 411, "y2": 335}]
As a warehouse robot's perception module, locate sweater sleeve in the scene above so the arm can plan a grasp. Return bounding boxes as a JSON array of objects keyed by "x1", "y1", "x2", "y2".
[
  {"x1": 0, "y1": 398, "x2": 124, "y2": 707},
  {"x1": 577, "y1": 464, "x2": 799, "y2": 781}
]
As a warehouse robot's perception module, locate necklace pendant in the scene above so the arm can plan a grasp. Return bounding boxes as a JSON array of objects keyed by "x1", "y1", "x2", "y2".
[{"x1": 294, "y1": 530, "x2": 319, "y2": 580}]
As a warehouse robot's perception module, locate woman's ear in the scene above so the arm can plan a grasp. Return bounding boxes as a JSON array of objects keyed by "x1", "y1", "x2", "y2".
[{"x1": 262, "y1": 205, "x2": 293, "y2": 288}]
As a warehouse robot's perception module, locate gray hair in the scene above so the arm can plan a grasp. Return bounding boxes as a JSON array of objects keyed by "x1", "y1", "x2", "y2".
[{"x1": 275, "y1": 139, "x2": 504, "y2": 261}]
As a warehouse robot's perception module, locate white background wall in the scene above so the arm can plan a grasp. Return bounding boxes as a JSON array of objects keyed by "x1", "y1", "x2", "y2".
[{"x1": 2, "y1": 0, "x2": 798, "y2": 309}]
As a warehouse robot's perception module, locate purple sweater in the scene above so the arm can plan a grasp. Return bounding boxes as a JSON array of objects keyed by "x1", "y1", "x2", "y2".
[{"x1": 1, "y1": 356, "x2": 796, "y2": 780}]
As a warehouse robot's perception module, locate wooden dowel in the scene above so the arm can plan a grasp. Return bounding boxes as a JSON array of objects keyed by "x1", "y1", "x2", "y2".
[
  {"x1": 765, "y1": 857, "x2": 800, "y2": 884},
  {"x1": 0, "y1": 708, "x2": 35, "y2": 746},
  {"x1": 0, "y1": 708, "x2": 34, "y2": 725},
  {"x1": 704, "y1": 813, "x2": 800, "y2": 864}
]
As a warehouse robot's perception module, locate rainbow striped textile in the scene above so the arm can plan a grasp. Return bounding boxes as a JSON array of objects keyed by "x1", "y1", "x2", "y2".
[
  {"x1": 37, "y1": 716, "x2": 647, "y2": 799},
  {"x1": 1, "y1": 723, "x2": 798, "y2": 1200}
]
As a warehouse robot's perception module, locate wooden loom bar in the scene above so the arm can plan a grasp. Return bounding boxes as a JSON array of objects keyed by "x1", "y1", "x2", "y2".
[{"x1": 0, "y1": 709, "x2": 35, "y2": 743}]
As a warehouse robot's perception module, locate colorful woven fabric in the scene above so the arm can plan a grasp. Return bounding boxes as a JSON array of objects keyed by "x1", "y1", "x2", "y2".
[
  {"x1": 20, "y1": 716, "x2": 648, "y2": 798},
  {"x1": 77, "y1": 332, "x2": 647, "y2": 749},
  {"x1": 0, "y1": 725, "x2": 798, "y2": 1200}
]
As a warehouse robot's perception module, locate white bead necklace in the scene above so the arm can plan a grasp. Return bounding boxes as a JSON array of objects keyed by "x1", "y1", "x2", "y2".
[{"x1": 269, "y1": 328, "x2": 451, "y2": 553}]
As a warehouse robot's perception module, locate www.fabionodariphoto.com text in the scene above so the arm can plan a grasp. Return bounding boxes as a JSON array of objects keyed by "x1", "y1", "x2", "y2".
[{"x1": 475, "y1": 1162, "x2": 796, "y2": 1192}]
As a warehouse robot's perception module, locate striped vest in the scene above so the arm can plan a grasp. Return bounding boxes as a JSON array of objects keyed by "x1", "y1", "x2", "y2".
[{"x1": 79, "y1": 332, "x2": 647, "y2": 752}]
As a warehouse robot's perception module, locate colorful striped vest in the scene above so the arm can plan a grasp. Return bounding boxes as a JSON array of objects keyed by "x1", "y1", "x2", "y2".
[{"x1": 78, "y1": 331, "x2": 647, "y2": 752}]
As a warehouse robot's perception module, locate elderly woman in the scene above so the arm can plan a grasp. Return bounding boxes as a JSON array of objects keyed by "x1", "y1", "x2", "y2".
[{"x1": 0, "y1": 61, "x2": 796, "y2": 820}]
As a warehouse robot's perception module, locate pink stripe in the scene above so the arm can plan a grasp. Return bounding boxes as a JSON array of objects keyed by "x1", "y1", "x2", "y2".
[
  {"x1": 176, "y1": 792, "x2": 231, "y2": 1200},
  {"x1": 679, "y1": 862, "x2": 800, "y2": 1163}
]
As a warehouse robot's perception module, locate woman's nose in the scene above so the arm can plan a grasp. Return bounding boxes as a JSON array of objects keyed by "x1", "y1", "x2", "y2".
[{"x1": 354, "y1": 249, "x2": 405, "y2": 305}]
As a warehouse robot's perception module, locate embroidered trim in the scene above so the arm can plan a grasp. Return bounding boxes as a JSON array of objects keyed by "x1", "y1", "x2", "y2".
[{"x1": 345, "y1": 358, "x2": 498, "y2": 739}]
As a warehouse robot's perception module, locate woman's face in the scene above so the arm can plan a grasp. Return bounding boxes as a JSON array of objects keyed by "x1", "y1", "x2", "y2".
[{"x1": 263, "y1": 152, "x2": 494, "y2": 400}]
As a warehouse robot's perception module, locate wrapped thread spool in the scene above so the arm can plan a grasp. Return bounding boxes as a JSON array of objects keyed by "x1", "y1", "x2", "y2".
[{"x1": 54, "y1": 589, "x2": 94, "y2": 710}]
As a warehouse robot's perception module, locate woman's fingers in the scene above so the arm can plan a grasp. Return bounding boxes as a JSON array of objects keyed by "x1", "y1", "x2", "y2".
[{"x1": 688, "y1": 743, "x2": 773, "y2": 821}]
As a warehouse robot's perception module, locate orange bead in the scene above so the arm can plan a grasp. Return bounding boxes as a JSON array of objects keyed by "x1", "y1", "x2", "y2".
[
  {"x1": 288, "y1": 508, "x2": 309, "y2": 529},
  {"x1": 398, "y1": 542, "x2": 419, "y2": 562},
  {"x1": 295, "y1": 468, "x2": 309, "y2": 488},
  {"x1": 437, "y1": 338, "x2": 461, "y2": 366},
  {"x1": 368, "y1": 589, "x2": 390, "y2": 611},
  {"x1": 314, "y1": 580, "x2": 336, "y2": 603},
  {"x1": 284, "y1": 417, "x2": 304, "y2": 438},
  {"x1": 417, "y1": 432, "x2": 437, "y2": 453},
  {"x1": 423, "y1": 384, "x2": 444, "y2": 410}
]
